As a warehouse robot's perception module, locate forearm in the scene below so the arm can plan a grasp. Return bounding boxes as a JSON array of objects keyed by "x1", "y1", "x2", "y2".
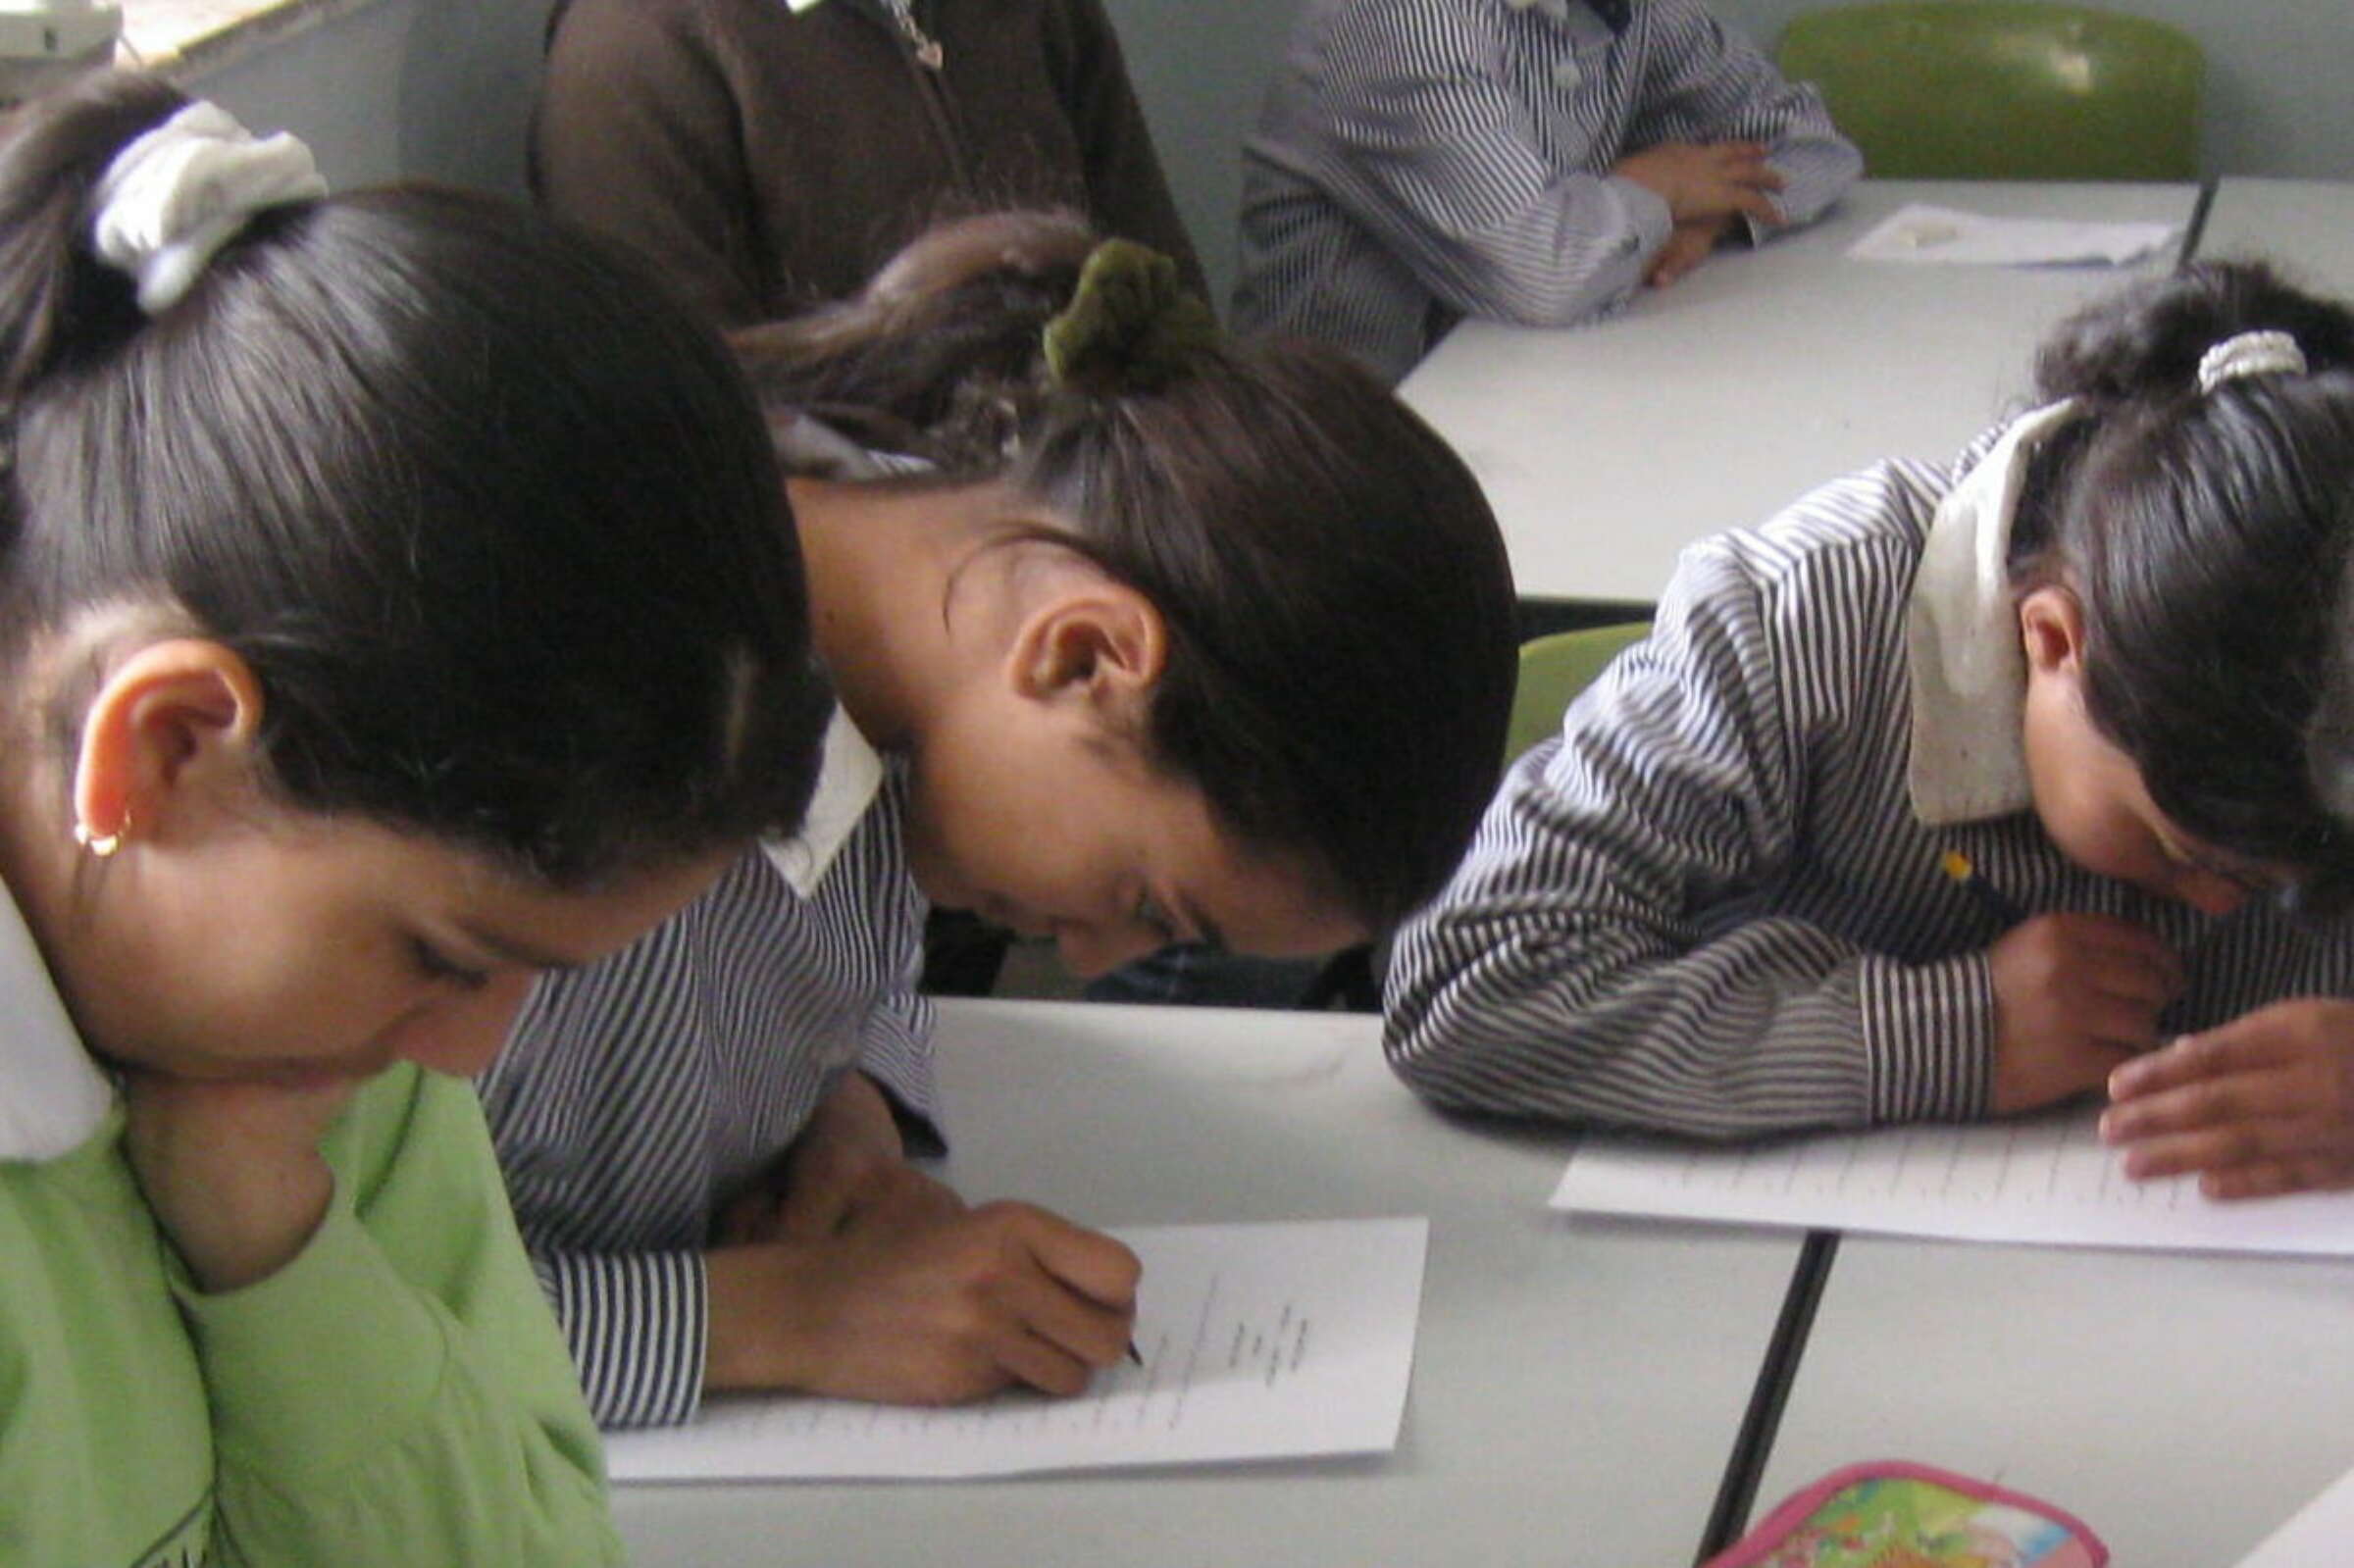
[{"x1": 190, "y1": 1207, "x2": 622, "y2": 1565}]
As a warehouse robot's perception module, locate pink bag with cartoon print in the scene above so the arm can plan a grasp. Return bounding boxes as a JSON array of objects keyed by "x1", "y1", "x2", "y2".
[{"x1": 1703, "y1": 1460, "x2": 2107, "y2": 1568}]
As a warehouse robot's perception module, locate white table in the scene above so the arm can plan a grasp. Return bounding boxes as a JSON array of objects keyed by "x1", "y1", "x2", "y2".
[
  {"x1": 614, "y1": 999, "x2": 1807, "y2": 1567},
  {"x1": 2198, "y1": 177, "x2": 2354, "y2": 299},
  {"x1": 1399, "y1": 179, "x2": 2199, "y2": 604},
  {"x1": 1751, "y1": 1238, "x2": 2354, "y2": 1565}
]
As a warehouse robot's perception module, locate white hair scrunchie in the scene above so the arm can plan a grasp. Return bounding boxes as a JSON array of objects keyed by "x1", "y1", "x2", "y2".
[
  {"x1": 88, "y1": 101, "x2": 328, "y2": 316},
  {"x1": 2196, "y1": 329, "x2": 2308, "y2": 395}
]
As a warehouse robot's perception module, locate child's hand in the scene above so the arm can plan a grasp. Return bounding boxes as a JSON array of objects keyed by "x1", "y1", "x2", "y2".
[
  {"x1": 2101, "y1": 998, "x2": 2354, "y2": 1199},
  {"x1": 123, "y1": 1070, "x2": 353, "y2": 1292},
  {"x1": 1613, "y1": 140, "x2": 1784, "y2": 227},
  {"x1": 1646, "y1": 218, "x2": 1731, "y2": 288},
  {"x1": 1986, "y1": 912, "x2": 2181, "y2": 1114},
  {"x1": 705, "y1": 1201, "x2": 1142, "y2": 1404}
]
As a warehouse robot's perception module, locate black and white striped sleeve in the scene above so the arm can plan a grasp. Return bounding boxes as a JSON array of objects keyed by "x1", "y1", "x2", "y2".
[
  {"x1": 1383, "y1": 485, "x2": 1990, "y2": 1139},
  {"x1": 533, "y1": 1247, "x2": 707, "y2": 1431},
  {"x1": 1631, "y1": 0, "x2": 1861, "y2": 233},
  {"x1": 1307, "y1": 0, "x2": 1669, "y2": 329}
]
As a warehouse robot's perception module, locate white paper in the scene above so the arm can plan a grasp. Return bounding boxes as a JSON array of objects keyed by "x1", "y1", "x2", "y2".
[
  {"x1": 606, "y1": 1217, "x2": 1430, "y2": 1483},
  {"x1": 1551, "y1": 1107, "x2": 2354, "y2": 1255},
  {"x1": 1847, "y1": 202, "x2": 2176, "y2": 268},
  {"x1": 2235, "y1": 1463, "x2": 2354, "y2": 1565}
]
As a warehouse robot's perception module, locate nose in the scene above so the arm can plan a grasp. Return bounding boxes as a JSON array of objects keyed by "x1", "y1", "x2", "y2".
[
  {"x1": 384, "y1": 970, "x2": 538, "y2": 1077},
  {"x1": 1056, "y1": 924, "x2": 1171, "y2": 980}
]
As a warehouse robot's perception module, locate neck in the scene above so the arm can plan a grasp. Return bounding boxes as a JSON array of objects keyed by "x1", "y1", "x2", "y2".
[{"x1": 788, "y1": 477, "x2": 1005, "y2": 751}]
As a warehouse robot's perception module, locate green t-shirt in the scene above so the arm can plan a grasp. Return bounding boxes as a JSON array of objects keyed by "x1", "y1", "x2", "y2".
[{"x1": 0, "y1": 1064, "x2": 624, "y2": 1567}]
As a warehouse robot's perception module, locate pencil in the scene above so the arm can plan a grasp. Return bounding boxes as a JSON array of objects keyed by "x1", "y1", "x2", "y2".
[
  {"x1": 1127, "y1": 1339, "x2": 1144, "y2": 1367},
  {"x1": 1939, "y1": 848, "x2": 2023, "y2": 927}
]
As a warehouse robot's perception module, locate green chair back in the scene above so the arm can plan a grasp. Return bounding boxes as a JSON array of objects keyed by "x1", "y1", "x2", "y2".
[
  {"x1": 1776, "y1": 1, "x2": 2202, "y2": 180},
  {"x1": 1506, "y1": 622, "x2": 1649, "y2": 764}
]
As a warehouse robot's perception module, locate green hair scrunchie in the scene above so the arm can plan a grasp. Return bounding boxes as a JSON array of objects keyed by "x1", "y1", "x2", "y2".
[{"x1": 1041, "y1": 239, "x2": 1219, "y2": 394}]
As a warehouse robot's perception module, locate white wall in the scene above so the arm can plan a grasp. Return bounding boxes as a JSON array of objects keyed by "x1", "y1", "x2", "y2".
[
  {"x1": 185, "y1": 0, "x2": 2354, "y2": 304},
  {"x1": 182, "y1": 0, "x2": 548, "y2": 193}
]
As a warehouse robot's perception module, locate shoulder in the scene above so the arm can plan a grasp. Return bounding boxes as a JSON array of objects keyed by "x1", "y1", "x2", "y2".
[
  {"x1": 1682, "y1": 455, "x2": 1950, "y2": 602},
  {"x1": 545, "y1": 0, "x2": 758, "y2": 70},
  {"x1": 1656, "y1": 455, "x2": 1954, "y2": 683},
  {"x1": 1299, "y1": 0, "x2": 1509, "y2": 67}
]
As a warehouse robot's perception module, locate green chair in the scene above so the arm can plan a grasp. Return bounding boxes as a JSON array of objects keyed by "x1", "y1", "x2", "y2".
[
  {"x1": 1506, "y1": 622, "x2": 1650, "y2": 764},
  {"x1": 1775, "y1": 1, "x2": 2202, "y2": 180}
]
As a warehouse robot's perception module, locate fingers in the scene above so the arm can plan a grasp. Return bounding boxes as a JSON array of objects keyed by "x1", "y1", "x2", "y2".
[
  {"x1": 2101, "y1": 1000, "x2": 2354, "y2": 1199},
  {"x1": 962, "y1": 1202, "x2": 1140, "y2": 1389}
]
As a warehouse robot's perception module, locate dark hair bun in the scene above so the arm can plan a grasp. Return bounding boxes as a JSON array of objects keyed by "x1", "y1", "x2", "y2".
[
  {"x1": 2035, "y1": 259, "x2": 2354, "y2": 407},
  {"x1": 1040, "y1": 239, "x2": 1218, "y2": 396},
  {"x1": 0, "y1": 72, "x2": 184, "y2": 407}
]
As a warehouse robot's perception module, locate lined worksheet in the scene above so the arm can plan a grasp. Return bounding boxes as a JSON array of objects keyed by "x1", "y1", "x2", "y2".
[
  {"x1": 605, "y1": 1216, "x2": 1429, "y2": 1482},
  {"x1": 1552, "y1": 1109, "x2": 2354, "y2": 1255}
]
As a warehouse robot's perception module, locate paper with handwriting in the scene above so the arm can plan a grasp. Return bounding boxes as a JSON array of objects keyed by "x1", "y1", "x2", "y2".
[
  {"x1": 605, "y1": 1216, "x2": 1429, "y2": 1482},
  {"x1": 1552, "y1": 1108, "x2": 2354, "y2": 1255}
]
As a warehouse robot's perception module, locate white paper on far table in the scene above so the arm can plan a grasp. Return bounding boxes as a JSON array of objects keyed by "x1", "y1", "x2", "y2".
[
  {"x1": 2234, "y1": 1462, "x2": 2354, "y2": 1565},
  {"x1": 605, "y1": 1216, "x2": 1429, "y2": 1483},
  {"x1": 1847, "y1": 202, "x2": 2177, "y2": 267},
  {"x1": 1551, "y1": 1106, "x2": 2354, "y2": 1256}
]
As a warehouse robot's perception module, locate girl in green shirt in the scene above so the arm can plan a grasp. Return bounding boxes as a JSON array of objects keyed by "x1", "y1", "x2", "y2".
[{"x1": 0, "y1": 72, "x2": 828, "y2": 1565}]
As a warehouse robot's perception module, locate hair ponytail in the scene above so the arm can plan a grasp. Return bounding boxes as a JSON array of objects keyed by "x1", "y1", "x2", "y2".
[{"x1": 0, "y1": 72, "x2": 175, "y2": 408}]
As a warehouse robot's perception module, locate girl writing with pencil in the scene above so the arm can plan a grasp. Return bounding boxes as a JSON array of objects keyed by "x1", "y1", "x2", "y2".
[
  {"x1": 0, "y1": 74, "x2": 833, "y2": 1562},
  {"x1": 479, "y1": 209, "x2": 1519, "y2": 1428},
  {"x1": 1386, "y1": 260, "x2": 2354, "y2": 1201}
]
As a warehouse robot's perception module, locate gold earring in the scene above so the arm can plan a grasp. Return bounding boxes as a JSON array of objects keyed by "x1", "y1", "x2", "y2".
[{"x1": 72, "y1": 816, "x2": 128, "y2": 858}]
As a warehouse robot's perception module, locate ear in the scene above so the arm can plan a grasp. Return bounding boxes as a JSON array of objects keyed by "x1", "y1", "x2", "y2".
[
  {"x1": 71, "y1": 639, "x2": 267, "y2": 850},
  {"x1": 2017, "y1": 584, "x2": 2086, "y2": 681},
  {"x1": 1003, "y1": 582, "x2": 1167, "y2": 719}
]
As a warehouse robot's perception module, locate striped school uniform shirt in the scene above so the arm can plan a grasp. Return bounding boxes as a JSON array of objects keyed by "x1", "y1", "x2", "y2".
[
  {"x1": 1232, "y1": 0, "x2": 1863, "y2": 382},
  {"x1": 479, "y1": 714, "x2": 937, "y2": 1429},
  {"x1": 1384, "y1": 406, "x2": 2354, "y2": 1137}
]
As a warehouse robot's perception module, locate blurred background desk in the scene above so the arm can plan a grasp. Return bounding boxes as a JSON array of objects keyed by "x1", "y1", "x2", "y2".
[
  {"x1": 613, "y1": 999, "x2": 1806, "y2": 1567},
  {"x1": 1398, "y1": 178, "x2": 2197, "y2": 607},
  {"x1": 1749, "y1": 1237, "x2": 2354, "y2": 1563},
  {"x1": 2197, "y1": 177, "x2": 2354, "y2": 298}
]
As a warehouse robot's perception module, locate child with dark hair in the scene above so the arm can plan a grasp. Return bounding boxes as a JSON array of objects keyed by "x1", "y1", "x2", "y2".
[
  {"x1": 480, "y1": 209, "x2": 1519, "y2": 1428},
  {"x1": 1387, "y1": 260, "x2": 2354, "y2": 1202},
  {"x1": 0, "y1": 74, "x2": 831, "y2": 1563}
]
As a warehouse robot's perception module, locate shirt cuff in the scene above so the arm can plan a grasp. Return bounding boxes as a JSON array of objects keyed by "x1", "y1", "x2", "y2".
[
  {"x1": 1858, "y1": 950, "x2": 1996, "y2": 1123},
  {"x1": 543, "y1": 1247, "x2": 708, "y2": 1429},
  {"x1": 1604, "y1": 174, "x2": 1675, "y2": 260}
]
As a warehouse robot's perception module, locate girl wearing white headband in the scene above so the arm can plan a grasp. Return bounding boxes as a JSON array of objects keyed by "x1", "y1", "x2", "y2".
[
  {"x1": 0, "y1": 73, "x2": 830, "y2": 1565},
  {"x1": 1388, "y1": 258, "x2": 2354, "y2": 1203}
]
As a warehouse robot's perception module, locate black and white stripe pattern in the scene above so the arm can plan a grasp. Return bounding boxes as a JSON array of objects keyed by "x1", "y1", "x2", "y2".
[
  {"x1": 1385, "y1": 443, "x2": 2354, "y2": 1138},
  {"x1": 1233, "y1": 0, "x2": 1863, "y2": 381},
  {"x1": 479, "y1": 773, "x2": 934, "y2": 1429}
]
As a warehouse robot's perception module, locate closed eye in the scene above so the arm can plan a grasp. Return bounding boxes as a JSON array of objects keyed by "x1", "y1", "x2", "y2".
[{"x1": 410, "y1": 936, "x2": 492, "y2": 991}]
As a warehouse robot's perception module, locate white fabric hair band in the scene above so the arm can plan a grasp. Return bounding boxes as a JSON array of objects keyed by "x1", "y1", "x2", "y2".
[
  {"x1": 88, "y1": 101, "x2": 328, "y2": 315},
  {"x1": 2197, "y1": 329, "x2": 2307, "y2": 394}
]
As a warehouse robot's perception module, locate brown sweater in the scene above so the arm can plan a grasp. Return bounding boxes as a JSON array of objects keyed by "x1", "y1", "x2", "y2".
[{"x1": 533, "y1": 0, "x2": 1204, "y2": 328}]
